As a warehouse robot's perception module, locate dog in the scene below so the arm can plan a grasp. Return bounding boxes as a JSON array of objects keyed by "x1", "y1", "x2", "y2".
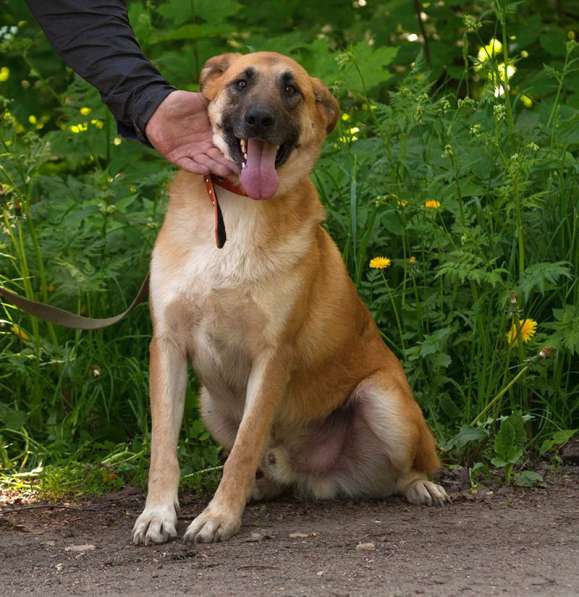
[{"x1": 132, "y1": 51, "x2": 448, "y2": 545}]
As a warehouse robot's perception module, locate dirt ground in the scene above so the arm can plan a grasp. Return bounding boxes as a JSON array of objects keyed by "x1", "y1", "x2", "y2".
[{"x1": 1, "y1": 467, "x2": 577, "y2": 597}]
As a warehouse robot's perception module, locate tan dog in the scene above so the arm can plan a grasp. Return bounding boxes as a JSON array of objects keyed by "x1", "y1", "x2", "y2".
[{"x1": 132, "y1": 52, "x2": 448, "y2": 545}]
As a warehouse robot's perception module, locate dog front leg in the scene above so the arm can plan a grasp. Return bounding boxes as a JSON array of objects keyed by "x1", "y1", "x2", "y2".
[
  {"x1": 133, "y1": 336, "x2": 187, "y2": 545},
  {"x1": 184, "y1": 350, "x2": 288, "y2": 543}
]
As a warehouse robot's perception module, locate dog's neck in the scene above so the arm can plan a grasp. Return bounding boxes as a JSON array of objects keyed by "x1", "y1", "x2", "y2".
[
  {"x1": 164, "y1": 171, "x2": 325, "y2": 257},
  {"x1": 216, "y1": 175, "x2": 325, "y2": 245}
]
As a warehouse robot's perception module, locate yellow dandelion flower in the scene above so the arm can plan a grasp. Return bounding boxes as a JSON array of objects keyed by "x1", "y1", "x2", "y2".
[
  {"x1": 0, "y1": 67, "x2": 10, "y2": 82},
  {"x1": 369, "y1": 256, "x2": 392, "y2": 270},
  {"x1": 113, "y1": 136, "x2": 122, "y2": 146},
  {"x1": 520, "y1": 95, "x2": 533, "y2": 108},
  {"x1": 69, "y1": 124, "x2": 80, "y2": 134},
  {"x1": 341, "y1": 113, "x2": 351, "y2": 121},
  {"x1": 90, "y1": 118, "x2": 104, "y2": 129},
  {"x1": 424, "y1": 199, "x2": 441, "y2": 209},
  {"x1": 506, "y1": 319, "x2": 537, "y2": 346},
  {"x1": 28, "y1": 115, "x2": 37, "y2": 125},
  {"x1": 11, "y1": 323, "x2": 30, "y2": 342},
  {"x1": 80, "y1": 106, "x2": 92, "y2": 116}
]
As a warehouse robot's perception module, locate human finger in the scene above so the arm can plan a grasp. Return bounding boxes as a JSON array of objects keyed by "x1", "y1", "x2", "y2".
[
  {"x1": 194, "y1": 153, "x2": 235, "y2": 178},
  {"x1": 206, "y1": 147, "x2": 241, "y2": 175},
  {"x1": 174, "y1": 156, "x2": 209, "y2": 175}
]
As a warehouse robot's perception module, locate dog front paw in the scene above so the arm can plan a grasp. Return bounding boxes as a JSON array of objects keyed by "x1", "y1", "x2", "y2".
[
  {"x1": 132, "y1": 504, "x2": 178, "y2": 545},
  {"x1": 183, "y1": 503, "x2": 241, "y2": 543}
]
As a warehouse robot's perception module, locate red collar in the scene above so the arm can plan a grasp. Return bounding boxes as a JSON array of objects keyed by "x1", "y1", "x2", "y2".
[{"x1": 202, "y1": 174, "x2": 248, "y2": 249}]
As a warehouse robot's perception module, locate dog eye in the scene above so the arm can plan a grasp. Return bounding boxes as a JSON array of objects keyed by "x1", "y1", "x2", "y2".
[
  {"x1": 236, "y1": 79, "x2": 247, "y2": 90},
  {"x1": 285, "y1": 84, "x2": 297, "y2": 96}
]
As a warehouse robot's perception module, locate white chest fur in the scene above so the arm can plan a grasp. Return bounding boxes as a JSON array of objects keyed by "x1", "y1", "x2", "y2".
[{"x1": 149, "y1": 188, "x2": 311, "y2": 401}]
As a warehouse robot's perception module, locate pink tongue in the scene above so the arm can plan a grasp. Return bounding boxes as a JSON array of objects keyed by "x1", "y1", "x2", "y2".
[{"x1": 239, "y1": 138, "x2": 279, "y2": 199}]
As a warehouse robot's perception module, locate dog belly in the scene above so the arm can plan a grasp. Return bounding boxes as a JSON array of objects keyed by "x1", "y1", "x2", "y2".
[{"x1": 270, "y1": 397, "x2": 398, "y2": 498}]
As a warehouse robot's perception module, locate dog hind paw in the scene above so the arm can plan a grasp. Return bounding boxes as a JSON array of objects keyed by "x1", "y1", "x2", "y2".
[{"x1": 403, "y1": 479, "x2": 450, "y2": 507}]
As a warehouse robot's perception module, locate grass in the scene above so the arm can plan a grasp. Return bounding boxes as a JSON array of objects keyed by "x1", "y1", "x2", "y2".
[{"x1": 0, "y1": 0, "x2": 578, "y2": 498}]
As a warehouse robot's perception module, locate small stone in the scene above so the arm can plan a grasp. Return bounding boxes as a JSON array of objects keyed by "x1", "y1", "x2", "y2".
[
  {"x1": 65, "y1": 544, "x2": 96, "y2": 553},
  {"x1": 356, "y1": 542, "x2": 376, "y2": 551},
  {"x1": 244, "y1": 532, "x2": 265, "y2": 542},
  {"x1": 55, "y1": 563, "x2": 64, "y2": 572},
  {"x1": 289, "y1": 531, "x2": 317, "y2": 539},
  {"x1": 561, "y1": 438, "x2": 579, "y2": 464}
]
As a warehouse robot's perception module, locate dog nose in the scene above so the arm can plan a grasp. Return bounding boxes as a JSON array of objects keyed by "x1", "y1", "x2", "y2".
[{"x1": 244, "y1": 106, "x2": 275, "y2": 132}]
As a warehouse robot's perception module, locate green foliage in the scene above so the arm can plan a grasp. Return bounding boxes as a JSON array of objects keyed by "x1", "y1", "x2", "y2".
[
  {"x1": 0, "y1": 0, "x2": 578, "y2": 496},
  {"x1": 492, "y1": 412, "x2": 527, "y2": 468}
]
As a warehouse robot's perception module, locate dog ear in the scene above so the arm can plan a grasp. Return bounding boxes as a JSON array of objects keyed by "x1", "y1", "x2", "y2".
[
  {"x1": 311, "y1": 78, "x2": 340, "y2": 134},
  {"x1": 200, "y1": 53, "x2": 242, "y2": 97}
]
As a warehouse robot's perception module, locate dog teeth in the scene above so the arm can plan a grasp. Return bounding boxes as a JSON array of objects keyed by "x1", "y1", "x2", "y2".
[{"x1": 240, "y1": 138, "x2": 247, "y2": 153}]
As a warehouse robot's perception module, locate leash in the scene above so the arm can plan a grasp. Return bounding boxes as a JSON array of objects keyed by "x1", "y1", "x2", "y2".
[{"x1": 0, "y1": 175, "x2": 245, "y2": 330}]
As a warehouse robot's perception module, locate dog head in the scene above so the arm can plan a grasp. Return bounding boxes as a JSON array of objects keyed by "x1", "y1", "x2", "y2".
[{"x1": 200, "y1": 52, "x2": 339, "y2": 200}]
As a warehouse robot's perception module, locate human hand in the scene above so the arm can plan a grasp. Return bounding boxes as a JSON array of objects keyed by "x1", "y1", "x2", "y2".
[{"x1": 145, "y1": 90, "x2": 239, "y2": 178}]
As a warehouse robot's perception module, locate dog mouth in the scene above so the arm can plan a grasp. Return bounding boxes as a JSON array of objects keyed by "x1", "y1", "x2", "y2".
[{"x1": 230, "y1": 136, "x2": 296, "y2": 200}]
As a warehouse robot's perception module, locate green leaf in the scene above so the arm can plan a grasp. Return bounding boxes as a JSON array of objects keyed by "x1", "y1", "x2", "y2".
[
  {"x1": 540, "y1": 429, "x2": 577, "y2": 455},
  {"x1": 518, "y1": 261, "x2": 572, "y2": 300},
  {"x1": 544, "y1": 305, "x2": 579, "y2": 355},
  {"x1": 0, "y1": 404, "x2": 27, "y2": 429},
  {"x1": 540, "y1": 30, "x2": 567, "y2": 57},
  {"x1": 335, "y1": 42, "x2": 398, "y2": 94},
  {"x1": 492, "y1": 412, "x2": 527, "y2": 467},
  {"x1": 159, "y1": 0, "x2": 240, "y2": 25},
  {"x1": 514, "y1": 470, "x2": 544, "y2": 487},
  {"x1": 447, "y1": 425, "x2": 488, "y2": 451}
]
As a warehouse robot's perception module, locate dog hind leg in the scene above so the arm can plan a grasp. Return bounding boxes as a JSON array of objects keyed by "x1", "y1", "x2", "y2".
[{"x1": 356, "y1": 372, "x2": 449, "y2": 506}]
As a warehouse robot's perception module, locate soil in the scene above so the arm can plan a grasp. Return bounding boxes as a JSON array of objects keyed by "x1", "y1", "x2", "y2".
[{"x1": 1, "y1": 467, "x2": 578, "y2": 597}]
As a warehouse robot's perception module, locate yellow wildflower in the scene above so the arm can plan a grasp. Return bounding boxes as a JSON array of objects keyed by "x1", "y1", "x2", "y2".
[
  {"x1": 69, "y1": 124, "x2": 80, "y2": 134},
  {"x1": 0, "y1": 67, "x2": 9, "y2": 82},
  {"x1": 341, "y1": 113, "x2": 351, "y2": 121},
  {"x1": 408, "y1": 256, "x2": 417, "y2": 265},
  {"x1": 113, "y1": 136, "x2": 122, "y2": 146},
  {"x1": 397, "y1": 199, "x2": 409, "y2": 208},
  {"x1": 90, "y1": 118, "x2": 104, "y2": 129},
  {"x1": 521, "y1": 50, "x2": 529, "y2": 58},
  {"x1": 80, "y1": 106, "x2": 92, "y2": 116},
  {"x1": 477, "y1": 38, "x2": 503, "y2": 64},
  {"x1": 520, "y1": 95, "x2": 533, "y2": 109},
  {"x1": 369, "y1": 256, "x2": 392, "y2": 270},
  {"x1": 11, "y1": 323, "x2": 30, "y2": 342},
  {"x1": 507, "y1": 319, "x2": 537, "y2": 345},
  {"x1": 497, "y1": 63, "x2": 517, "y2": 82},
  {"x1": 28, "y1": 115, "x2": 37, "y2": 125},
  {"x1": 424, "y1": 199, "x2": 441, "y2": 209}
]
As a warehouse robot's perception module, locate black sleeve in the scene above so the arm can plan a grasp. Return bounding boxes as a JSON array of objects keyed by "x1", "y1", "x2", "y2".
[{"x1": 26, "y1": 0, "x2": 175, "y2": 144}]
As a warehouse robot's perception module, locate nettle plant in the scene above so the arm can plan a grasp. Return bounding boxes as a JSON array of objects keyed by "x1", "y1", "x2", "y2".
[{"x1": 315, "y1": 40, "x2": 578, "y2": 482}]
